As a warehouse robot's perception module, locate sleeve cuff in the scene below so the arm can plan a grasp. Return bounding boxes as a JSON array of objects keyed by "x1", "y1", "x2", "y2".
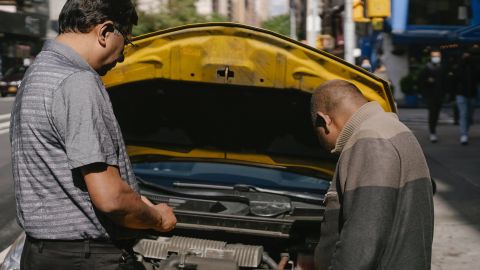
[{"x1": 68, "y1": 152, "x2": 119, "y2": 170}]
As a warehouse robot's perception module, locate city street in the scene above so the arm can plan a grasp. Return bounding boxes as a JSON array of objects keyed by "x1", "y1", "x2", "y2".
[
  {"x1": 0, "y1": 95, "x2": 479, "y2": 268},
  {"x1": 399, "y1": 107, "x2": 480, "y2": 270},
  {"x1": 0, "y1": 97, "x2": 22, "y2": 254}
]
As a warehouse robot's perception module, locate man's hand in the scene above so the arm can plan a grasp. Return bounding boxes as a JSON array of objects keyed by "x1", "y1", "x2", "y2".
[
  {"x1": 82, "y1": 163, "x2": 177, "y2": 231},
  {"x1": 141, "y1": 195, "x2": 155, "y2": 206},
  {"x1": 152, "y1": 203, "x2": 176, "y2": 232},
  {"x1": 141, "y1": 196, "x2": 177, "y2": 232}
]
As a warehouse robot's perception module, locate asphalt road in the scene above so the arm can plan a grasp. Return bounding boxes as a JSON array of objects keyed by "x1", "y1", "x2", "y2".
[
  {"x1": 0, "y1": 97, "x2": 21, "y2": 251},
  {"x1": 0, "y1": 97, "x2": 13, "y2": 115},
  {"x1": 398, "y1": 107, "x2": 480, "y2": 270}
]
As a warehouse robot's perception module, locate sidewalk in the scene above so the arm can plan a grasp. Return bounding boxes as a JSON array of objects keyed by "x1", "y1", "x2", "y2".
[{"x1": 398, "y1": 108, "x2": 480, "y2": 270}]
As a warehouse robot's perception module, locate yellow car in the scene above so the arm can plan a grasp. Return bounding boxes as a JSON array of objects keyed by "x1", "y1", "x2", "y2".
[
  {"x1": 1, "y1": 23, "x2": 394, "y2": 270},
  {"x1": 102, "y1": 22, "x2": 395, "y2": 270}
]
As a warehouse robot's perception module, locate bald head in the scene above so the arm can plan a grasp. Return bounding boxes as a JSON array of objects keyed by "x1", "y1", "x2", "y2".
[
  {"x1": 310, "y1": 80, "x2": 368, "y2": 152},
  {"x1": 311, "y1": 79, "x2": 368, "y2": 121}
]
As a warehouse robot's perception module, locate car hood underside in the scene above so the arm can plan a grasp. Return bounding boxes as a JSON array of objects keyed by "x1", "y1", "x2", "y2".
[
  {"x1": 109, "y1": 79, "x2": 336, "y2": 177},
  {"x1": 104, "y1": 22, "x2": 395, "y2": 177}
]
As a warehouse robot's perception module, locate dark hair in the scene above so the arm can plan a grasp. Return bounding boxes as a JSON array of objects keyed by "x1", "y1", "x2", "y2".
[{"x1": 59, "y1": 0, "x2": 138, "y2": 36}]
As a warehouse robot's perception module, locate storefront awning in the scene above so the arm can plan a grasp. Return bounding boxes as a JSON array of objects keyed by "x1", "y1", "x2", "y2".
[
  {"x1": 456, "y1": 24, "x2": 480, "y2": 43},
  {"x1": 389, "y1": 0, "x2": 480, "y2": 45},
  {"x1": 392, "y1": 25, "x2": 480, "y2": 45}
]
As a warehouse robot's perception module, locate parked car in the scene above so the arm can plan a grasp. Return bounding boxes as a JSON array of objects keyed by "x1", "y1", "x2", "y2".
[
  {"x1": 0, "y1": 65, "x2": 26, "y2": 97},
  {"x1": 1, "y1": 22, "x2": 394, "y2": 270}
]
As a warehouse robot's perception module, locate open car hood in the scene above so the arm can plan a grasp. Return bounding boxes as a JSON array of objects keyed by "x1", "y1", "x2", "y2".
[{"x1": 103, "y1": 23, "x2": 395, "y2": 177}]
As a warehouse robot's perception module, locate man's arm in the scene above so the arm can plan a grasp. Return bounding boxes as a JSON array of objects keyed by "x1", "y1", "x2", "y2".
[
  {"x1": 329, "y1": 137, "x2": 400, "y2": 269},
  {"x1": 82, "y1": 163, "x2": 176, "y2": 232}
]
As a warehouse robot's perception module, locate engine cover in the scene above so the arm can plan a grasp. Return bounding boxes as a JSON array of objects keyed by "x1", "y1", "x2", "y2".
[{"x1": 133, "y1": 236, "x2": 263, "y2": 268}]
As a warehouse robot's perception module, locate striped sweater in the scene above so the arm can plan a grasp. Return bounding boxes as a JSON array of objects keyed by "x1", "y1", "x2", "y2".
[{"x1": 315, "y1": 102, "x2": 434, "y2": 270}]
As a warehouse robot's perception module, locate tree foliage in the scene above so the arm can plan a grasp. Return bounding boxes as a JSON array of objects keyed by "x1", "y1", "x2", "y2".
[
  {"x1": 133, "y1": 0, "x2": 228, "y2": 36},
  {"x1": 261, "y1": 14, "x2": 290, "y2": 37}
]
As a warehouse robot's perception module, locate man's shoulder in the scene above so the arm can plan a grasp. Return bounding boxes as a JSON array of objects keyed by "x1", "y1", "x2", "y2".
[
  {"x1": 25, "y1": 59, "x2": 100, "y2": 100},
  {"x1": 26, "y1": 50, "x2": 92, "y2": 86},
  {"x1": 53, "y1": 70, "x2": 104, "y2": 107},
  {"x1": 355, "y1": 111, "x2": 411, "y2": 140},
  {"x1": 35, "y1": 48, "x2": 75, "y2": 68},
  {"x1": 62, "y1": 69, "x2": 100, "y2": 86},
  {"x1": 353, "y1": 112, "x2": 425, "y2": 159}
]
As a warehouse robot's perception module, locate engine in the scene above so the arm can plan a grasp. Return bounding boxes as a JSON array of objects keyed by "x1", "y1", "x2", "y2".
[
  {"x1": 134, "y1": 180, "x2": 325, "y2": 269},
  {"x1": 134, "y1": 236, "x2": 268, "y2": 269}
]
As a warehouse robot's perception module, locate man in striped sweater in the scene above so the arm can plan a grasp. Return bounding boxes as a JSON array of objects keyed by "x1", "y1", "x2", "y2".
[{"x1": 311, "y1": 80, "x2": 434, "y2": 270}]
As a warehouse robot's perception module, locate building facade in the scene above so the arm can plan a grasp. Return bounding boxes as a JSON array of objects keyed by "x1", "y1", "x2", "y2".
[
  {"x1": 0, "y1": 0, "x2": 49, "y2": 78},
  {"x1": 48, "y1": 0, "x2": 66, "y2": 38},
  {"x1": 136, "y1": 0, "x2": 271, "y2": 27},
  {"x1": 136, "y1": 0, "x2": 169, "y2": 13}
]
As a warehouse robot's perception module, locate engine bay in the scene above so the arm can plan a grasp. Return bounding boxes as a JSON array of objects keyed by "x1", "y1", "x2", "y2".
[{"x1": 135, "y1": 179, "x2": 325, "y2": 270}]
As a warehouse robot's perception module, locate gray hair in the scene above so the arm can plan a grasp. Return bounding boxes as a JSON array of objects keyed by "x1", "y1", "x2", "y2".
[{"x1": 310, "y1": 79, "x2": 367, "y2": 122}]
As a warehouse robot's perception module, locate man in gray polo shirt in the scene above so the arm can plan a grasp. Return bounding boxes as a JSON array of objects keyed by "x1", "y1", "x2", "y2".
[{"x1": 10, "y1": 0, "x2": 176, "y2": 269}]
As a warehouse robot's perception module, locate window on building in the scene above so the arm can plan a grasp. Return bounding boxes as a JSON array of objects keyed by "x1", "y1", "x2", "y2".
[{"x1": 408, "y1": 0, "x2": 471, "y2": 26}]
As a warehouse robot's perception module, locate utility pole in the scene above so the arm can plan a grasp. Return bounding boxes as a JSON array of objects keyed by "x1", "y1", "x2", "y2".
[
  {"x1": 289, "y1": 0, "x2": 298, "y2": 40},
  {"x1": 344, "y1": 0, "x2": 355, "y2": 63},
  {"x1": 307, "y1": 0, "x2": 320, "y2": 47}
]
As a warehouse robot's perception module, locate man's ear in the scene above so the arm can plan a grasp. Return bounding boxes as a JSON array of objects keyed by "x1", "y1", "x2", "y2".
[
  {"x1": 316, "y1": 111, "x2": 332, "y2": 134},
  {"x1": 96, "y1": 21, "x2": 114, "y2": 47}
]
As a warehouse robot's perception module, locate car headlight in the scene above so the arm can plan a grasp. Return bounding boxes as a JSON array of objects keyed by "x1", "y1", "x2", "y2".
[
  {"x1": 0, "y1": 232, "x2": 25, "y2": 270},
  {"x1": 0, "y1": 81, "x2": 6, "y2": 87}
]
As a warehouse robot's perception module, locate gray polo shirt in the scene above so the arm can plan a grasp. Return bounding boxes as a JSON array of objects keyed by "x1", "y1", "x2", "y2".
[{"x1": 10, "y1": 40, "x2": 139, "y2": 240}]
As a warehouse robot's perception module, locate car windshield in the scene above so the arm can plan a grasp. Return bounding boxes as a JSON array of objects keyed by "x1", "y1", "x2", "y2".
[{"x1": 132, "y1": 161, "x2": 330, "y2": 194}]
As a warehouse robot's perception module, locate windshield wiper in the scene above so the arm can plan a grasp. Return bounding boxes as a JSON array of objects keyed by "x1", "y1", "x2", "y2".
[
  {"x1": 137, "y1": 177, "x2": 249, "y2": 202},
  {"x1": 172, "y1": 182, "x2": 325, "y2": 204},
  {"x1": 136, "y1": 177, "x2": 292, "y2": 217}
]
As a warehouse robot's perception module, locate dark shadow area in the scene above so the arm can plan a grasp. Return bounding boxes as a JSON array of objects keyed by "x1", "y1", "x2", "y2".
[
  {"x1": 427, "y1": 156, "x2": 480, "y2": 231},
  {"x1": 108, "y1": 79, "x2": 338, "y2": 170},
  {"x1": 399, "y1": 108, "x2": 480, "y2": 232}
]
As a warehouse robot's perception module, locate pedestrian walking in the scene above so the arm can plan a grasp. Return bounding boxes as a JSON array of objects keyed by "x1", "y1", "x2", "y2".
[
  {"x1": 418, "y1": 49, "x2": 448, "y2": 142},
  {"x1": 455, "y1": 48, "x2": 479, "y2": 145},
  {"x1": 373, "y1": 61, "x2": 394, "y2": 93},
  {"x1": 360, "y1": 58, "x2": 373, "y2": 72},
  {"x1": 373, "y1": 61, "x2": 388, "y2": 81},
  {"x1": 10, "y1": 1, "x2": 176, "y2": 269},
  {"x1": 311, "y1": 80, "x2": 434, "y2": 270}
]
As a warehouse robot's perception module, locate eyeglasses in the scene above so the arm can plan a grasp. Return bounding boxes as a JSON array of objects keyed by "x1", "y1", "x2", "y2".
[{"x1": 112, "y1": 27, "x2": 136, "y2": 48}]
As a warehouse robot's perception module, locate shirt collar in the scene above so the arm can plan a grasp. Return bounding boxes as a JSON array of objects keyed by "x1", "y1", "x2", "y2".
[
  {"x1": 331, "y1": 101, "x2": 385, "y2": 154},
  {"x1": 42, "y1": 39, "x2": 95, "y2": 72}
]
